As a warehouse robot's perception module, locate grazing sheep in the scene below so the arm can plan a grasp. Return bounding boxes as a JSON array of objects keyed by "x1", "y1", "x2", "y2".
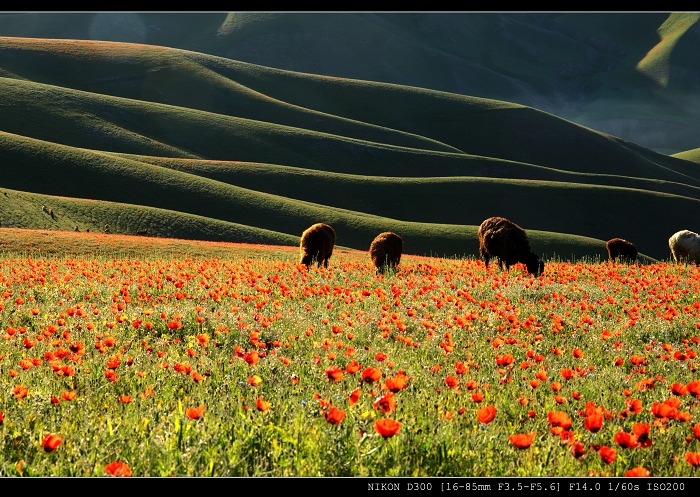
[
  {"x1": 606, "y1": 238, "x2": 638, "y2": 263},
  {"x1": 136, "y1": 229, "x2": 148, "y2": 236},
  {"x1": 104, "y1": 224, "x2": 110, "y2": 233},
  {"x1": 478, "y1": 216, "x2": 544, "y2": 276},
  {"x1": 299, "y1": 223, "x2": 336, "y2": 268},
  {"x1": 370, "y1": 231, "x2": 403, "y2": 273},
  {"x1": 669, "y1": 230, "x2": 700, "y2": 264}
]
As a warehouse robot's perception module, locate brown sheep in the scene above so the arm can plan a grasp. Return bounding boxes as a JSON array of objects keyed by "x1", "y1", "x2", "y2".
[
  {"x1": 606, "y1": 238, "x2": 638, "y2": 263},
  {"x1": 299, "y1": 223, "x2": 336, "y2": 268},
  {"x1": 478, "y1": 216, "x2": 544, "y2": 276},
  {"x1": 369, "y1": 231, "x2": 403, "y2": 273}
]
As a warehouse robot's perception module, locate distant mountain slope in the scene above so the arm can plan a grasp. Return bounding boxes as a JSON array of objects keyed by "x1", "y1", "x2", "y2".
[{"x1": 1, "y1": 12, "x2": 699, "y2": 153}]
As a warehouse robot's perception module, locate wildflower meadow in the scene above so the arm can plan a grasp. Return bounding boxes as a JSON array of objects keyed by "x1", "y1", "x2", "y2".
[{"x1": 1, "y1": 235, "x2": 700, "y2": 478}]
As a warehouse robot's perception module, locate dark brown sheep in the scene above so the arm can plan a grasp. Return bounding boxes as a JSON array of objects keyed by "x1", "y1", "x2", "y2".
[
  {"x1": 369, "y1": 231, "x2": 403, "y2": 273},
  {"x1": 299, "y1": 223, "x2": 336, "y2": 268},
  {"x1": 606, "y1": 238, "x2": 638, "y2": 263},
  {"x1": 478, "y1": 216, "x2": 544, "y2": 276}
]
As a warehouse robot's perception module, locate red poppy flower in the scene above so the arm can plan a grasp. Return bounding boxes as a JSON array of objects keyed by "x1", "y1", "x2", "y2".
[
  {"x1": 0, "y1": 411, "x2": 4, "y2": 424},
  {"x1": 255, "y1": 397, "x2": 272, "y2": 411},
  {"x1": 508, "y1": 432, "x2": 536, "y2": 449},
  {"x1": 625, "y1": 398, "x2": 643, "y2": 414},
  {"x1": 349, "y1": 388, "x2": 361, "y2": 406},
  {"x1": 444, "y1": 375, "x2": 460, "y2": 389},
  {"x1": 584, "y1": 413, "x2": 604, "y2": 433},
  {"x1": 325, "y1": 406, "x2": 346, "y2": 425},
  {"x1": 325, "y1": 365, "x2": 344, "y2": 382},
  {"x1": 692, "y1": 423, "x2": 700, "y2": 440},
  {"x1": 687, "y1": 380, "x2": 700, "y2": 397},
  {"x1": 243, "y1": 351, "x2": 260, "y2": 366},
  {"x1": 560, "y1": 368, "x2": 574, "y2": 380},
  {"x1": 685, "y1": 452, "x2": 700, "y2": 468},
  {"x1": 13, "y1": 385, "x2": 28, "y2": 399},
  {"x1": 119, "y1": 395, "x2": 132, "y2": 404},
  {"x1": 476, "y1": 405, "x2": 496, "y2": 424},
  {"x1": 599, "y1": 446, "x2": 617, "y2": 464},
  {"x1": 614, "y1": 431, "x2": 638, "y2": 449},
  {"x1": 61, "y1": 390, "x2": 76, "y2": 401},
  {"x1": 571, "y1": 441, "x2": 586, "y2": 459},
  {"x1": 104, "y1": 460, "x2": 132, "y2": 477},
  {"x1": 671, "y1": 382, "x2": 689, "y2": 396},
  {"x1": 248, "y1": 375, "x2": 263, "y2": 386},
  {"x1": 651, "y1": 401, "x2": 677, "y2": 419},
  {"x1": 495, "y1": 354, "x2": 514, "y2": 366},
  {"x1": 547, "y1": 411, "x2": 572, "y2": 429},
  {"x1": 345, "y1": 360, "x2": 361, "y2": 374},
  {"x1": 186, "y1": 404, "x2": 205, "y2": 419},
  {"x1": 361, "y1": 367, "x2": 382, "y2": 383},
  {"x1": 373, "y1": 392, "x2": 396, "y2": 413},
  {"x1": 572, "y1": 348, "x2": 584, "y2": 359},
  {"x1": 375, "y1": 418, "x2": 402, "y2": 438},
  {"x1": 625, "y1": 467, "x2": 650, "y2": 477},
  {"x1": 41, "y1": 433, "x2": 62, "y2": 452},
  {"x1": 471, "y1": 391, "x2": 484, "y2": 402},
  {"x1": 385, "y1": 373, "x2": 409, "y2": 392}
]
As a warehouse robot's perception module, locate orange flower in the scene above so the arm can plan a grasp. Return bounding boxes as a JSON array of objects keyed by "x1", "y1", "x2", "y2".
[
  {"x1": 508, "y1": 432, "x2": 535, "y2": 449},
  {"x1": 584, "y1": 413, "x2": 604, "y2": 433},
  {"x1": 349, "y1": 388, "x2": 361, "y2": 406},
  {"x1": 495, "y1": 354, "x2": 514, "y2": 366},
  {"x1": 476, "y1": 405, "x2": 496, "y2": 424},
  {"x1": 385, "y1": 373, "x2": 409, "y2": 392},
  {"x1": 632, "y1": 422, "x2": 652, "y2": 447},
  {"x1": 13, "y1": 385, "x2": 28, "y2": 399},
  {"x1": 373, "y1": 392, "x2": 396, "y2": 413},
  {"x1": 41, "y1": 433, "x2": 62, "y2": 452},
  {"x1": 361, "y1": 367, "x2": 382, "y2": 383},
  {"x1": 325, "y1": 406, "x2": 346, "y2": 425},
  {"x1": 186, "y1": 404, "x2": 205, "y2": 419},
  {"x1": 685, "y1": 452, "x2": 700, "y2": 468},
  {"x1": 61, "y1": 390, "x2": 76, "y2": 401},
  {"x1": 625, "y1": 467, "x2": 650, "y2": 477},
  {"x1": 444, "y1": 375, "x2": 459, "y2": 389},
  {"x1": 614, "y1": 431, "x2": 638, "y2": 449},
  {"x1": 119, "y1": 395, "x2": 132, "y2": 404},
  {"x1": 375, "y1": 418, "x2": 402, "y2": 438},
  {"x1": 547, "y1": 410, "x2": 572, "y2": 429},
  {"x1": 345, "y1": 360, "x2": 361, "y2": 374},
  {"x1": 325, "y1": 365, "x2": 344, "y2": 382},
  {"x1": 571, "y1": 441, "x2": 586, "y2": 459},
  {"x1": 255, "y1": 397, "x2": 272, "y2": 411},
  {"x1": 599, "y1": 446, "x2": 616, "y2": 464},
  {"x1": 671, "y1": 382, "x2": 689, "y2": 396},
  {"x1": 243, "y1": 351, "x2": 260, "y2": 366},
  {"x1": 104, "y1": 460, "x2": 132, "y2": 477},
  {"x1": 471, "y1": 391, "x2": 484, "y2": 402},
  {"x1": 248, "y1": 375, "x2": 263, "y2": 386}
]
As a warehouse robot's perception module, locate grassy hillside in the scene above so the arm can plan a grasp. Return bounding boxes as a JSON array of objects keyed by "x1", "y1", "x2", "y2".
[
  {"x1": 0, "y1": 34, "x2": 697, "y2": 262},
  {"x1": 1, "y1": 12, "x2": 698, "y2": 154}
]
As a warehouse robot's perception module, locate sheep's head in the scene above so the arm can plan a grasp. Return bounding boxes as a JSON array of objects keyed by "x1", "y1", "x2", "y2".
[
  {"x1": 525, "y1": 253, "x2": 544, "y2": 276},
  {"x1": 300, "y1": 254, "x2": 313, "y2": 267}
]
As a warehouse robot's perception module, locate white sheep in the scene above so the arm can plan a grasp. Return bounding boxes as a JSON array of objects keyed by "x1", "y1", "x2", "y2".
[{"x1": 668, "y1": 230, "x2": 700, "y2": 264}]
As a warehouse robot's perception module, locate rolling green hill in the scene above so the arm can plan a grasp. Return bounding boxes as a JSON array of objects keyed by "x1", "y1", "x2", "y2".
[{"x1": 1, "y1": 25, "x2": 699, "y2": 263}]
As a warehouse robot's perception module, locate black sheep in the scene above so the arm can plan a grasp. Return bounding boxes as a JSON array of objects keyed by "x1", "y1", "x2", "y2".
[
  {"x1": 299, "y1": 223, "x2": 336, "y2": 268},
  {"x1": 478, "y1": 216, "x2": 544, "y2": 276},
  {"x1": 369, "y1": 231, "x2": 403, "y2": 273},
  {"x1": 606, "y1": 238, "x2": 638, "y2": 263}
]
